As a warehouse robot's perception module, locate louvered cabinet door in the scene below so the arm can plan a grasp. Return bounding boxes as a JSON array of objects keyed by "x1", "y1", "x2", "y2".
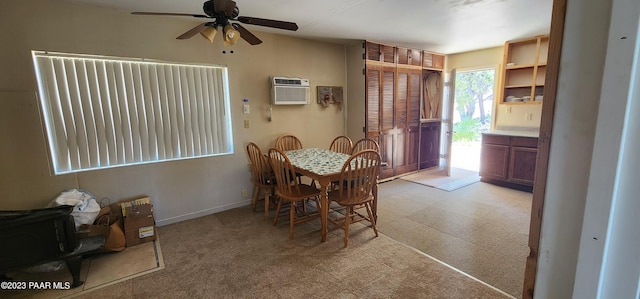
[
  {"x1": 406, "y1": 69, "x2": 422, "y2": 172},
  {"x1": 422, "y1": 51, "x2": 445, "y2": 70},
  {"x1": 365, "y1": 65, "x2": 381, "y2": 144},
  {"x1": 394, "y1": 69, "x2": 409, "y2": 175},
  {"x1": 365, "y1": 42, "x2": 382, "y2": 61},
  {"x1": 379, "y1": 66, "x2": 396, "y2": 179},
  {"x1": 365, "y1": 41, "x2": 396, "y2": 64},
  {"x1": 395, "y1": 67, "x2": 422, "y2": 175},
  {"x1": 365, "y1": 64, "x2": 394, "y2": 179},
  {"x1": 398, "y1": 47, "x2": 423, "y2": 67}
]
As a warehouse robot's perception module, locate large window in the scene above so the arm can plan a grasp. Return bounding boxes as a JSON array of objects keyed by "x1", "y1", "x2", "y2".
[{"x1": 32, "y1": 51, "x2": 233, "y2": 174}]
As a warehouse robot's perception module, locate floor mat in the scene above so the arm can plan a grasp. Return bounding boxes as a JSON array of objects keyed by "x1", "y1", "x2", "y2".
[
  {"x1": 400, "y1": 167, "x2": 480, "y2": 191},
  {"x1": 3, "y1": 239, "x2": 164, "y2": 299}
]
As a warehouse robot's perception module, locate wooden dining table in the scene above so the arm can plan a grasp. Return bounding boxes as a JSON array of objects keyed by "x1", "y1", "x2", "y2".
[{"x1": 285, "y1": 148, "x2": 378, "y2": 242}]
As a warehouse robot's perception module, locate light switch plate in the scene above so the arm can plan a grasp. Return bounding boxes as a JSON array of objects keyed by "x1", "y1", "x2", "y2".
[{"x1": 243, "y1": 104, "x2": 250, "y2": 114}]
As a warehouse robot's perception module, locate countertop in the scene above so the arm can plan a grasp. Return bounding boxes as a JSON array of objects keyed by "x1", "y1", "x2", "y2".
[{"x1": 483, "y1": 130, "x2": 539, "y2": 138}]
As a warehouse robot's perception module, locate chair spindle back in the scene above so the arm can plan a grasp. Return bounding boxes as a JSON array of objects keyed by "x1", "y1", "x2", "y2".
[
  {"x1": 275, "y1": 134, "x2": 303, "y2": 152},
  {"x1": 330, "y1": 136, "x2": 353, "y2": 155},
  {"x1": 246, "y1": 142, "x2": 272, "y2": 187},
  {"x1": 336, "y1": 150, "x2": 381, "y2": 206},
  {"x1": 268, "y1": 148, "x2": 301, "y2": 198},
  {"x1": 351, "y1": 138, "x2": 380, "y2": 154}
]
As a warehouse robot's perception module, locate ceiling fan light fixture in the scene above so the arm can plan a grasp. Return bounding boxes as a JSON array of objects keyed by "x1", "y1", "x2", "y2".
[
  {"x1": 133, "y1": 0, "x2": 296, "y2": 47},
  {"x1": 199, "y1": 26, "x2": 218, "y2": 43},
  {"x1": 223, "y1": 24, "x2": 240, "y2": 46}
]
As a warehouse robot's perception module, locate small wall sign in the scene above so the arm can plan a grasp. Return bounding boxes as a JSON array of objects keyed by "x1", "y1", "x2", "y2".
[{"x1": 317, "y1": 86, "x2": 343, "y2": 108}]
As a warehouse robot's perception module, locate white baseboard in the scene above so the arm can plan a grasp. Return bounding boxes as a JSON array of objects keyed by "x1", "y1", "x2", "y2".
[{"x1": 155, "y1": 199, "x2": 251, "y2": 227}]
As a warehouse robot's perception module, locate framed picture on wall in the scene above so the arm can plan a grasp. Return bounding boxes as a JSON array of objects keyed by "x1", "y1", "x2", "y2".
[{"x1": 317, "y1": 86, "x2": 343, "y2": 108}]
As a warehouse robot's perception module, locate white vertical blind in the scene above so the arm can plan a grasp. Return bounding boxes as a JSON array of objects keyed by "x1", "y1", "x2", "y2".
[{"x1": 32, "y1": 51, "x2": 233, "y2": 174}]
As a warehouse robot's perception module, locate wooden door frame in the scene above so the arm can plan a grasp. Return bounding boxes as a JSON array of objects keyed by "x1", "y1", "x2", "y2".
[{"x1": 522, "y1": 0, "x2": 567, "y2": 297}]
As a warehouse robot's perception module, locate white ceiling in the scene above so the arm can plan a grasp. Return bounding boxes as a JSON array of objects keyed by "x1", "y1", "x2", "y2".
[{"x1": 69, "y1": 0, "x2": 553, "y2": 54}]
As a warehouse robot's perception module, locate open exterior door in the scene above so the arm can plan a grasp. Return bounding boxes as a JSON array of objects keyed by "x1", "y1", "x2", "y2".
[{"x1": 441, "y1": 70, "x2": 456, "y2": 176}]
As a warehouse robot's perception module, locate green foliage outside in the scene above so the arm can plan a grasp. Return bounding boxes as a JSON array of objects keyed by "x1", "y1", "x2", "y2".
[
  {"x1": 452, "y1": 69, "x2": 495, "y2": 142},
  {"x1": 453, "y1": 118, "x2": 480, "y2": 142},
  {"x1": 454, "y1": 70, "x2": 494, "y2": 124}
]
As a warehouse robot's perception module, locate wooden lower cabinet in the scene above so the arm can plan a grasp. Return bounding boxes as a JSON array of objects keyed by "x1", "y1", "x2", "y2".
[
  {"x1": 480, "y1": 133, "x2": 538, "y2": 190},
  {"x1": 419, "y1": 121, "x2": 441, "y2": 169},
  {"x1": 509, "y1": 147, "x2": 538, "y2": 185},
  {"x1": 479, "y1": 143, "x2": 509, "y2": 180}
]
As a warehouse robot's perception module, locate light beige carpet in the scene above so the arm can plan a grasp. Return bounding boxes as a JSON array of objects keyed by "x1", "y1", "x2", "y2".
[
  {"x1": 2, "y1": 180, "x2": 527, "y2": 298},
  {"x1": 61, "y1": 207, "x2": 512, "y2": 299},
  {"x1": 401, "y1": 167, "x2": 480, "y2": 191},
  {"x1": 376, "y1": 179, "x2": 531, "y2": 298},
  {"x1": 3, "y1": 240, "x2": 164, "y2": 299}
]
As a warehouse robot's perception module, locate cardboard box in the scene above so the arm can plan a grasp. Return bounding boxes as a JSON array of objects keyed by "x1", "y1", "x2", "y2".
[
  {"x1": 123, "y1": 204, "x2": 156, "y2": 247},
  {"x1": 110, "y1": 197, "x2": 151, "y2": 218}
]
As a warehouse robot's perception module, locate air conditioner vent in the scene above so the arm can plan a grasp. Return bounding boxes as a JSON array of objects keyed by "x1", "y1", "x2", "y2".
[
  {"x1": 274, "y1": 78, "x2": 303, "y2": 85},
  {"x1": 271, "y1": 76, "x2": 310, "y2": 105}
]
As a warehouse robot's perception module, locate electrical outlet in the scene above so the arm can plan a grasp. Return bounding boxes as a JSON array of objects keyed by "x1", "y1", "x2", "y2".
[
  {"x1": 241, "y1": 189, "x2": 248, "y2": 197},
  {"x1": 244, "y1": 119, "x2": 250, "y2": 128},
  {"x1": 525, "y1": 113, "x2": 533, "y2": 120},
  {"x1": 248, "y1": 163, "x2": 252, "y2": 172}
]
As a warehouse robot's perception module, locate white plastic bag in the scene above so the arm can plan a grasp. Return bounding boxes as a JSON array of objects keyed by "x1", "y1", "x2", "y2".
[{"x1": 53, "y1": 189, "x2": 100, "y2": 229}]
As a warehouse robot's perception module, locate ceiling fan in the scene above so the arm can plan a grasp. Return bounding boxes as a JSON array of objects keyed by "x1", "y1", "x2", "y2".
[{"x1": 132, "y1": 0, "x2": 299, "y2": 46}]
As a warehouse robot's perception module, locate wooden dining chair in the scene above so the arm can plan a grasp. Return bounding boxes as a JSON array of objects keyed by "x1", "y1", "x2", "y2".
[
  {"x1": 275, "y1": 134, "x2": 303, "y2": 152},
  {"x1": 351, "y1": 138, "x2": 380, "y2": 154},
  {"x1": 329, "y1": 136, "x2": 353, "y2": 154},
  {"x1": 268, "y1": 148, "x2": 321, "y2": 240},
  {"x1": 275, "y1": 134, "x2": 310, "y2": 185},
  {"x1": 327, "y1": 149, "x2": 381, "y2": 247},
  {"x1": 328, "y1": 135, "x2": 353, "y2": 190},
  {"x1": 246, "y1": 142, "x2": 277, "y2": 221}
]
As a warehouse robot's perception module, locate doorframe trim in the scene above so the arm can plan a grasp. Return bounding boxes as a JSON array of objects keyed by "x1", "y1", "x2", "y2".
[{"x1": 522, "y1": 0, "x2": 567, "y2": 297}]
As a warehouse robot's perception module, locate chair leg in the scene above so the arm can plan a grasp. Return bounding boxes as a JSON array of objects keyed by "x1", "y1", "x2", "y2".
[
  {"x1": 264, "y1": 193, "x2": 270, "y2": 222},
  {"x1": 365, "y1": 203, "x2": 379, "y2": 237},
  {"x1": 344, "y1": 206, "x2": 351, "y2": 247},
  {"x1": 290, "y1": 201, "x2": 295, "y2": 240},
  {"x1": 251, "y1": 185, "x2": 259, "y2": 211},
  {"x1": 274, "y1": 198, "x2": 284, "y2": 226},
  {"x1": 301, "y1": 198, "x2": 308, "y2": 215}
]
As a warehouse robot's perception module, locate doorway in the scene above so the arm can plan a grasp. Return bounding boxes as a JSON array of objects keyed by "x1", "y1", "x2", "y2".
[{"x1": 451, "y1": 68, "x2": 496, "y2": 172}]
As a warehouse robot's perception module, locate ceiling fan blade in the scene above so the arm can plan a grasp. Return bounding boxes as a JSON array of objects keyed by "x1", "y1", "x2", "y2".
[
  {"x1": 177, "y1": 23, "x2": 210, "y2": 40},
  {"x1": 233, "y1": 23, "x2": 262, "y2": 45},
  {"x1": 237, "y1": 16, "x2": 298, "y2": 31},
  {"x1": 213, "y1": 0, "x2": 236, "y2": 16},
  {"x1": 132, "y1": 12, "x2": 209, "y2": 18}
]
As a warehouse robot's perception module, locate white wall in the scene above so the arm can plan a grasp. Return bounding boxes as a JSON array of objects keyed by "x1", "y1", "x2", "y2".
[
  {"x1": 535, "y1": 0, "x2": 621, "y2": 297},
  {"x1": 572, "y1": 0, "x2": 640, "y2": 297},
  {"x1": 346, "y1": 42, "x2": 365, "y2": 141}
]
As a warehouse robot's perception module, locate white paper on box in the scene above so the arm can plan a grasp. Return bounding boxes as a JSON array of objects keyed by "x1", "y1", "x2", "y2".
[{"x1": 138, "y1": 226, "x2": 155, "y2": 238}]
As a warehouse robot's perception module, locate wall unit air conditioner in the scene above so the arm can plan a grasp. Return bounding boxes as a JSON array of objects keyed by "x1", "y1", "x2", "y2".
[{"x1": 271, "y1": 76, "x2": 310, "y2": 105}]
